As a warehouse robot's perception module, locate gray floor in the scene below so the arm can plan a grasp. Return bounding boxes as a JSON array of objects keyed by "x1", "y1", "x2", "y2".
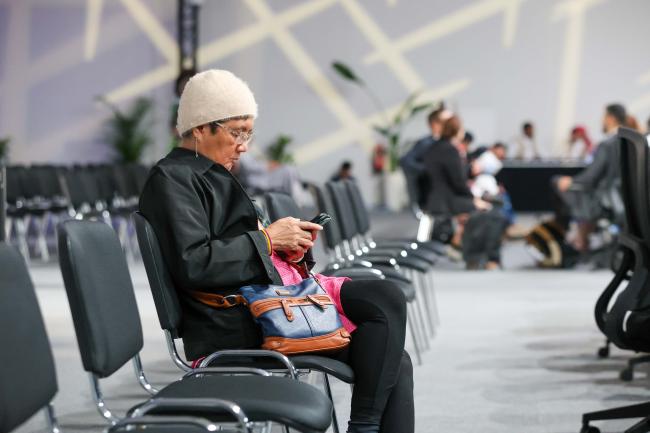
[{"x1": 13, "y1": 213, "x2": 650, "y2": 433}]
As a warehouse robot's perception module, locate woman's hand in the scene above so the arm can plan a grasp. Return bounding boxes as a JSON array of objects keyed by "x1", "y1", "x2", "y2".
[
  {"x1": 473, "y1": 197, "x2": 492, "y2": 211},
  {"x1": 265, "y1": 217, "x2": 322, "y2": 252}
]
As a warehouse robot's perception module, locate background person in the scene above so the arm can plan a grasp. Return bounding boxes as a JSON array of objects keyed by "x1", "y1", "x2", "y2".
[{"x1": 511, "y1": 121, "x2": 540, "y2": 160}]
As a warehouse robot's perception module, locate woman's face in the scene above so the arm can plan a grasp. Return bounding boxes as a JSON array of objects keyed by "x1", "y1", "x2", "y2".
[{"x1": 197, "y1": 117, "x2": 254, "y2": 170}]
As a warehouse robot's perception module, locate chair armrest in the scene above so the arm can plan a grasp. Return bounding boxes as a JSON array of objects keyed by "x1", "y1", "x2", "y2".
[
  {"x1": 107, "y1": 415, "x2": 227, "y2": 432},
  {"x1": 129, "y1": 398, "x2": 250, "y2": 431},
  {"x1": 199, "y1": 350, "x2": 298, "y2": 379},
  {"x1": 183, "y1": 366, "x2": 271, "y2": 378}
]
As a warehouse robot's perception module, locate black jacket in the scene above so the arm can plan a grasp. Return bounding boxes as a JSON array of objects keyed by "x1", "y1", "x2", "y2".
[
  {"x1": 573, "y1": 135, "x2": 620, "y2": 191},
  {"x1": 422, "y1": 139, "x2": 475, "y2": 215},
  {"x1": 139, "y1": 148, "x2": 283, "y2": 360}
]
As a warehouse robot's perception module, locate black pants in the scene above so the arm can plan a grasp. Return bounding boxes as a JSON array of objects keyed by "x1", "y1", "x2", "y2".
[
  {"x1": 335, "y1": 279, "x2": 414, "y2": 433},
  {"x1": 462, "y1": 209, "x2": 508, "y2": 264}
]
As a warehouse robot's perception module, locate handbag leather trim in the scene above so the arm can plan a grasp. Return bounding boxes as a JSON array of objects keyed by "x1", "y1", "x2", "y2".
[
  {"x1": 189, "y1": 291, "x2": 248, "y2": 309},
  {"x1": 249, "y1": 295, "x2": 334, "y2": 318},
  {"x1": 262, "y1": 328, "x2": 351, "y2": 355}
]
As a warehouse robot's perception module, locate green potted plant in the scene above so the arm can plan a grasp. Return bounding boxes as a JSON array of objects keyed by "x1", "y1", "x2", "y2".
[
  {"x1": 266, "y1": 134, "x2": 295, "y2": 165},
  {"x1": 0, "y1": 137, "x2": 9, "y2": 164},
  {"x1": 98, "y1": 96, "x2": 154, "y2": 163},
  {"x1": 332, "y1": 61, "x2": 433, "y2": 172}
]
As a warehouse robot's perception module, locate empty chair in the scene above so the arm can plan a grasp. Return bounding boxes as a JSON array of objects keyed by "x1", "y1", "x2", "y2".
[
  {"x1": 342, "y1": 180, "x2": 440, "y2": 329},
  {"x1": 0, "y1": 242, "x2": 59, "y2": 433},
  {"x1": 326, "y1": 181, "x2": 435, "y2": 350},
  {"x1": 582, "y1": 128, "x2": 650, "y2": 432},
  {"x1": 0, "y1": 241, "x2": 229, "y2": 433},
  {"x1": 57, "y1": 220, "x2": 333, "y2": 432}
]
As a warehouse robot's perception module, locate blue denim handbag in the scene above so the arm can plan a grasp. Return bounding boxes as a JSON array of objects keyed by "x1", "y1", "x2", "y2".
[{"x1": 239, "y1": 277, "x2": 350, "y2": 355}]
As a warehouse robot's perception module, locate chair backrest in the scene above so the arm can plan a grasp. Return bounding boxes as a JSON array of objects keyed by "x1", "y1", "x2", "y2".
[
  {"x1": 133, "y1": 211, "x2": 184, "y2": 338},
  {"x1": 308, "y1": 184, "x2": 344, "y2": 250},
  {"x1": 264, "y1": 191, "x2": 305, "y2": 221},
  {"x1": 57, "y1": 220, "x2": 144, "y2": 378},
  {"x1": 619, "y1": 127, "x2": 649, "y2": 243},
  {"x1": 326, "y1": 181, "x2": 361, "y2": 241},
  {"x1": 0, "y1": 243, "x2": 58, "y2": 432},
  {"x1": 5, "y1": 165, "x2": 26, "y2": 204},
  {"x1": 343, "y1": 180, "x2": 371, "y2": 234}
]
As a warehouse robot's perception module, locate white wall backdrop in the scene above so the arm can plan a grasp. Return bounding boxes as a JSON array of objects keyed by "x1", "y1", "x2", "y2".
[{"x1": 1, "y1": 0, "x2": 650, "y2": 199}]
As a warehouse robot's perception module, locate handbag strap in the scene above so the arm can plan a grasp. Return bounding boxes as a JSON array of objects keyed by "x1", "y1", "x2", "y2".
[{"x1": 189, "y1": 291, "x2": 248, "y2": 309}]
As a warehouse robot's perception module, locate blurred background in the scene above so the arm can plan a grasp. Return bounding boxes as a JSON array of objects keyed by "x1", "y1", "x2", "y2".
[{"x1": 2, "y1": 0, "x2": 649, "y2": 203}]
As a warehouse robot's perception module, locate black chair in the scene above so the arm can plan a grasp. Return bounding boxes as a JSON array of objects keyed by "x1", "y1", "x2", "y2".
[
  {"x1": 581, "y1": 128, "x2": 650, "y2": 433},
  {"x1": 4, "y1": 166, "x2": 30, "y2": 260},
  {"x1": 0, "y1": 242, "x2": 60, "y2": 433},
  {"x1": 57, "y1": 220, "x2": 333, "y2": 432},
  {"x1": 131, "y1": 212, "x2": 350, "y2": 432},
  {"x1": 326, "y1": 181, "x2": 434, "y2": 348},
  {"x1": 0, "y1": 241, "x2": 234, "y2": 433},
  {"x1": 133, "y1": 209, "x2": 353, "y2": 432},
  {"x1": 342, "y1": 180, "x2": 440, "y2": 329},
  {"x1": 343, "y1": 179, "x2": 444, "y2": 258}
]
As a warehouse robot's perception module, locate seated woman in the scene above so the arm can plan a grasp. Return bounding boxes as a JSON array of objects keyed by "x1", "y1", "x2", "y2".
[
  {"x1": 422, "y1": 115, "x2": 507, "y2": 270},
  {"x1": 139, "y1": 69, "x2": 414, "y2": 433}
]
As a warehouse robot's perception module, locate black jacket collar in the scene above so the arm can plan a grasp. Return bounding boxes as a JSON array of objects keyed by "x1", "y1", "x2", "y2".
[{"x1": 168, "y1": 147, "x2": 219, "y2": 174}]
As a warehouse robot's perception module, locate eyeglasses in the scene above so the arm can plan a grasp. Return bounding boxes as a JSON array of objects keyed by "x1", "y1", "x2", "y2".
[{"x1": 212, "y1": 122, "x2": 254, "y2": 145}]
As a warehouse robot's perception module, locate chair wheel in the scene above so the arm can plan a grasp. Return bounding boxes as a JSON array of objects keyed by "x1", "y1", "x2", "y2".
[
  {"x1": 597, "y1": 346, "x2": 609, "y2": 358},
  {"x1": 620, "y1": 367, "x2": 634, "y2": 381},
  {"x1": 580, "y1": 426, "x2": 600, "y2": 433}
]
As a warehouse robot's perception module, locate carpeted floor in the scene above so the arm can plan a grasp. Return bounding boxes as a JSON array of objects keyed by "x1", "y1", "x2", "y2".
[{"x1": 13, "y1": 212, "x2": 649, "y2": 433}]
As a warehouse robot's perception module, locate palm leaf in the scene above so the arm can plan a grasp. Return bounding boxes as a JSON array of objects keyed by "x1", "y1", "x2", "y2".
[
  {"x1": 0, "y1": 137, "x2": 9, "y2": 160},
  {"x1": 100, "y1": 96, "x2": 154, "y2": 163},
  {"x1": 332, "y1": 61, "x2": 363, "y2": 85}
]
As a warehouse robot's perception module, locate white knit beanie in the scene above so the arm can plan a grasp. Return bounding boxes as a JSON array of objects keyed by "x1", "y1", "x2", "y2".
[{"x1": 176, "y1": 69, "x2": 258, "y2": 136}]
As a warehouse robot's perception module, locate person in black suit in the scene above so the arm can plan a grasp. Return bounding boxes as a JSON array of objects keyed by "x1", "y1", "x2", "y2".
[
  {"x1": 399, "y1": 106, "x2": 451, "y2": 207},
  {"x1": 422, "y1": 115, "x2": 506, "y2": 269}
]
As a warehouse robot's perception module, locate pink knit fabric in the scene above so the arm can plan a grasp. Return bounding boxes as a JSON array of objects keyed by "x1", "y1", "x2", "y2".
[{"x1": 270, "y1": 252, "x2": 356, "y2": 333}]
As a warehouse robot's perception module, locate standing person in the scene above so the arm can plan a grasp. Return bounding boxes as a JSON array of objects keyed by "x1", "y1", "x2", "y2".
[
  {"x1": 139, "y1": 69, "x2": 414, "y2": 433},
  {"x1": 512, "y1": 121, "x2": 540, "y2": 160},
  {"x1": 399, "y1": 105, "x2": 452, "y2": 207}
]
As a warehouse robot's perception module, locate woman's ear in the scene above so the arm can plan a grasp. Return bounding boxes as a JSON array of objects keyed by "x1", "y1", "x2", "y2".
[{"x1": 191, "y1": 126, "x2": 203, "y2": 141}]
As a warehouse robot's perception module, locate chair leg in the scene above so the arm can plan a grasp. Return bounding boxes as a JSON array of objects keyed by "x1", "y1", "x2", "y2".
[
  {"x1": 36, "y1": 216, "x2": 49, "y2": 262},
  {"x1": 582, "y1": 400, "x2": 650, "y2": 426},
  {"x1": 426, "y1": 271, "x2": 440, "y2": 326},
  {"x1": 406, "y1": 303, "x2": 423, "y2": 365},
  {"x1": 323, "y1": 373, "x2": 340, "y2": 433},
  {"x1": 413, "y1": 295, "x2": 430, "y2": 350},
  {"x1": 620, "y1": 354, "x2": 650, "y2": 381},
  {"x1": 15, "y1": 217, "x2": 30, "y2": 263},
  {"x1": 626, "y1": 417, "x2": 650, "y2": 433},
  {"x1": 44, "y1": 404, "x2": 60, "y2": 433},
  {"x1": 4, "y1": 217, "x2": 11, "y2": 242},
  {"x1": 409, "y1": 272, "x2": 430, "y2": 350},
  {"x1": 416, "y1": 271, "x2": 436, "y2": 336}
]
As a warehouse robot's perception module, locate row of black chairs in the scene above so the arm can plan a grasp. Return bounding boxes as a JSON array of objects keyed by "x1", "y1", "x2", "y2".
[
  {"x1": 0, "y1": 165, "x2": 441, "y2": 431},
  {"x1": 4, "y1": 163, "x2": 149, "y2": 262},
  {"x1": 582, "y1": 128, "x2": 650, "y2": 433}
]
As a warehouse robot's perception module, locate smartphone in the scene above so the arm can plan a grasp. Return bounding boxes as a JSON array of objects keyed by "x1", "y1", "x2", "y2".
[{"x1": 309, "y1": 213, "x2": 332, "y2": 226}]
